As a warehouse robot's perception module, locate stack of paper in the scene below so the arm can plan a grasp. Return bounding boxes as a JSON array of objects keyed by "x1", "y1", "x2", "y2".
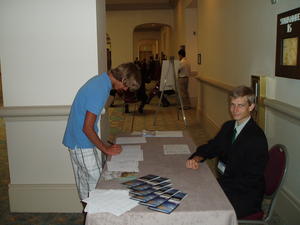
[
  {"x1": 107, "y1": 160, "x2": 139, "y2": 172},
  {"x1": 155, "y1": 131, "x2": 183, "y2": 137},
  {"x1": 163, "y1": 144, "x2": 190, "y2": 155},
  {"x1": 116, "y1": 137, "x2": 146, "y2": 144},
  {"x1": 83, "y1": 189, "x2": 138, "y2": 216},
  {"x1": 111, "y1": 145, "x2": 143, "y2": 162},
  {"x1": 107, "y1": 145, "x2": 143, "y2": 172}
]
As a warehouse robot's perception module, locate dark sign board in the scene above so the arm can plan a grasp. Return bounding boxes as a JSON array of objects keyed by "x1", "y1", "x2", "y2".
[{"x1": 275, "y1": 7, "x2": 300, "y2": 79}]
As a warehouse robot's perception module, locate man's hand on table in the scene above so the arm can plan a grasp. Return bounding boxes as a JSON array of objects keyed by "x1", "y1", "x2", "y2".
[{"x1": 186, "y1": 156, "x2": 203, "y2": 170}]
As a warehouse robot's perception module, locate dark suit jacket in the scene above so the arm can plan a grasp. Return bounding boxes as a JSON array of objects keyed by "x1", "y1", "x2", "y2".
[{"x1": 190, "y1": 118, "x2": 268, "y2": 218}]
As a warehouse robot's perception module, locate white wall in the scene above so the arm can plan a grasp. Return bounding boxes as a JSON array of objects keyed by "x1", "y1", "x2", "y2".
[
  {"x1": 0, "y1": 0, "x2": 105, "y2": 212},
  {"x1": 0, "y1": 0, "x2": 98, "y2": 107},
  {"x1": 96, "y1": 0, "x2": 108, "y2": 73},
  {"x1": 174, "y1": 0, "x2": 186, "y2": 53},
  {"x1": 107, "y1": 9, "x2": 174, "y2": 67},
  {"x1": 160, "y1": 26, "x2": 172, "y2": 57},
  {"x1": 185, "y1": 8, "x2": 198, "y2": 72},
  {"x1": 196, "y1": 0, "x2": 300, "y2": 224}
]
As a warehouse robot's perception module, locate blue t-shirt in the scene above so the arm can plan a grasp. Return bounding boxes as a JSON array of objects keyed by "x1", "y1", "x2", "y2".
[{"x1": 63, "y1": 73, "x2": 112, "y2": 149}]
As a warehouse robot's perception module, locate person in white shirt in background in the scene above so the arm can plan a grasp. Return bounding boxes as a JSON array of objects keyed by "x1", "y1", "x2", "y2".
[{"x1": 178, "y1": 49, "x2": 191, "y2": 109}]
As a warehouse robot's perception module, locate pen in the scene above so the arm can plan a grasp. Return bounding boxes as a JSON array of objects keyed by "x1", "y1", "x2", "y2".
[{"x1": 107, "y1": 140, "x2": 114, "y2": 145}]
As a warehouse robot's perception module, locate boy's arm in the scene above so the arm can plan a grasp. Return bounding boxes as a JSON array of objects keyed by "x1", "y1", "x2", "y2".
[{"x1": 83, "y1": 111, "x2": 121, "y2": 155}]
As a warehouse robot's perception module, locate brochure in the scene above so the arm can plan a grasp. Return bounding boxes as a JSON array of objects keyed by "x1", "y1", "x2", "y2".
[
  {"x1": 152, "y1": 181, "x2": 172, "y2": 190},
  {"x1": 130, "y1": 183, "x2": 153, "y2": 191},
  {"x1": 130, "y1": 193, "x2": 158, "y2": 202},
  {"x1": 138, "y1": 174, "x2": 160, "y2": 182},
  {"x1": 121, "y1": 179, "x2": 146, "y2": 188},
  {"x1": 139, "y1": 196, "x2": 169, "y2": 207},
  {"x1": 169, "y1": 191, "x2": 188, "y2": 204},
  {"x1": 130, "y1": 188, "x2": 156, "y2": 196},
  {"x1": 148, "y1": 177, "x2": 170, "y2": 185},
  {"x1": 160, "y1": 188, "x2": 180, "y2": 198},
  {"x1": 148, "y1": 201, "x2": 179, "y2": 214},
  {"x1": 154, "y1": 186, "x2": 172, "y2": 195}
]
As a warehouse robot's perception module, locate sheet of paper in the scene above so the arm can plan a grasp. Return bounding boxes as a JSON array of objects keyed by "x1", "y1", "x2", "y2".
[
  {"x1": 111, "y1": 145, "x2": 143, "y2": 162},
  {"x1": 116, "y1": 137, "x2": 147, "y2": 144},
  {"x1": 155, "y1": 131, "x2": 183, "y2": 137},
  {"x1": 131, "y1": 131, "x2": 142, "y2": 136},
  {"x1": 163, "y1": 144, "x2": 191, "y2": 155},
  {"x1": 83, "y1": 189, "x2": 138, "y2": 216},
  {"x1": 107, "y1": 160, "x2": 139, "y2": 172}
]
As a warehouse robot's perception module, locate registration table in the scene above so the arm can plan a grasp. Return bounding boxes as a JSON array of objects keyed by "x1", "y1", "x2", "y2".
[{"x1": 85, "y1": 131, "x2": 237, "y2": 225}]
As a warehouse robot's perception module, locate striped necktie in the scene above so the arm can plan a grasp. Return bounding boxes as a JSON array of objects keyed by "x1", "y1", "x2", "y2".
[{"x1": 232, "y1": 128, "x2": 237, "y2": 143}]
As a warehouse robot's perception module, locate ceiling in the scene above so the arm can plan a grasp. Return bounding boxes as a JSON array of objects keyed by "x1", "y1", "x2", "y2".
[
  {"x1": 134, "y1": 23, "x2": 169, "y2": 32},
  {"x1": 105, "y1": 0, "x2": 197, "y2": 31},
  {"x1": 105, "y1": 0, "x2": 177, "y2": 11}
]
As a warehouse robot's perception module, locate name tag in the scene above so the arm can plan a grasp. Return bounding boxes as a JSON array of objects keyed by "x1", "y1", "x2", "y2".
[{"x1": 217, "y1": 161, "x2": 226, "y2": 174}]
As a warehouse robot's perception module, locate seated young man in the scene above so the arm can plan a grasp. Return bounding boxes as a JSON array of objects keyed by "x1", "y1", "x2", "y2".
[{"x1": 186, "y1": 86, "x2": 268, "y2": 219}]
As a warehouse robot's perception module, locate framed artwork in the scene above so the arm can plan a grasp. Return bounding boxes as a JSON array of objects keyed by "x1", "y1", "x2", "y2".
[
  {"x1": 275, "y1": 7, "x2": 300, "y2": 79},
  {"x1": 197, "y1": 53, "x2": 201, "y2": 65}
]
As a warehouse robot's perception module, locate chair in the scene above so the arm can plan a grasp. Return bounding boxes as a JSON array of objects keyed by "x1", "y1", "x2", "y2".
[{"x1": 238, "y1": 144, "x2": 288, "y2": 225}]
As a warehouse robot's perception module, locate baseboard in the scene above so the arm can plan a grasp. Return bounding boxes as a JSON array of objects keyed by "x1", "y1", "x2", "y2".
[
  {"x1": 276, "y1": 188, "x2": 300, "y2": 225},
  {"x1": 196, "y1": 109, "x2": 220, "y2": 138},
  {"x1": 9, "y1": 183, "x2": 82, "y2": 212}
]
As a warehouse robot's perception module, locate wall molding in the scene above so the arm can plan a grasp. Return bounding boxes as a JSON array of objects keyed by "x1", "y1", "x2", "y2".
[
  {"x1": 194, "y1": 74, "x2": 234, "y2": 92},
  {"x1": 264, "y1": 98, "x2": 300, "y2": 121},
  {"x1": 9, "y1": 183, "x2": 82, "y2": 212},
  {"x1": 0, "y1": 105, "x2": 71, "y2": 118}
]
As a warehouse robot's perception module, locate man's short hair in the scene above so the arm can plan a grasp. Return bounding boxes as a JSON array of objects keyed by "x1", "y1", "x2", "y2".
[
  {"x1": 230, "y1": 86, "x2": 255, "y2": 105},
  {"x1": 178, "y1": 49, "x2": 186, "y2": 57},
  {"x1": 110, "y1": 63, "x2": 141, "y2": 91}
]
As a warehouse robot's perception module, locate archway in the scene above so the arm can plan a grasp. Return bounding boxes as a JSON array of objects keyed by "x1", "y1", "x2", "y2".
[{"x1": 133, "y1": 23, "x2": 172, "y2": 63}]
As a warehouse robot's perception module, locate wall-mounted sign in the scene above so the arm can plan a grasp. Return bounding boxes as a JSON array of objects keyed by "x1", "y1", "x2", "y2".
[{"x1": 275, "y1": 7, "x2": 300, "y2": 79}]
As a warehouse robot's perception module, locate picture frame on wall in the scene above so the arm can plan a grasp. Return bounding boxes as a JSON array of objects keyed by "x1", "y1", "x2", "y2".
[
  {"x1": 197, "y1": 53, "x2": 201, "y2": 65},
  {"x1": 275, "y1": 7, "x2": 300, "y2": 80}
]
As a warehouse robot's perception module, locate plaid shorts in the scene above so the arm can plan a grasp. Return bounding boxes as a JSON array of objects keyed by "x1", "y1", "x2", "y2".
[{"x1": 69, "y1": 147, "x2": 103, "y2": 200}]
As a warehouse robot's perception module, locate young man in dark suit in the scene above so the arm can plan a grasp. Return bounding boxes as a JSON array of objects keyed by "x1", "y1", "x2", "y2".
[{"x1": 186, "y1": 85, "x2": 268, "y2": 219}]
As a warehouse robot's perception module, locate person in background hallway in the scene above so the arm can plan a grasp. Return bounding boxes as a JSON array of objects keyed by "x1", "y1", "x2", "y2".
[
  {"x1": 177, "y1": 49, "x2": 191, "y2": 109},
  {"x1": 123, "y1": 59, "x2": 148, "y2": 114},
  {"x1": 109, "y1": 89, "x2": 117, "y2": 107},
  {"x1": 186, "y1": 86, "x2": 268, "y2": 219},
  {"x1": 148, "y1": 56, "x2": 156, "y2": 82},
  {"x1": 134, "y1": 57, "x2": 139, "y2": 65},
  {"x1": 63, "y1": 63, "x2": 141, "y2": 202}
]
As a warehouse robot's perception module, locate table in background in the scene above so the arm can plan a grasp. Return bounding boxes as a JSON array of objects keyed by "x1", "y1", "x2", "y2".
[{"x1": 86, "y1": 131, "x2": 237, "y2": 225}]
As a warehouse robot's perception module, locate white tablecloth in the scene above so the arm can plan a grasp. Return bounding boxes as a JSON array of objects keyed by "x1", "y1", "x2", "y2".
[{"x1": 86, "y1": 132, "x2": 237, "y2": 225}]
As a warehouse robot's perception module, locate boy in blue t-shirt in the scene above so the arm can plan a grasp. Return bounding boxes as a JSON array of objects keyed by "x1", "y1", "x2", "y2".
[{"x1": 63, "y1": 63, "x2": 141, "y2": 202}]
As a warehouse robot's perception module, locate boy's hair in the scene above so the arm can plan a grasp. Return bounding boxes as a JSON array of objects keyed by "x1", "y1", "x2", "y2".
[
  {"x1": 178, "y1": 49, "x2": 186, "y2": 57},
  {"x1": 230, "y1": 86, "x2": 255, "y2": 105},
  {"x1": 110, "y1": 62, "x2": 141, "y2": 91}
]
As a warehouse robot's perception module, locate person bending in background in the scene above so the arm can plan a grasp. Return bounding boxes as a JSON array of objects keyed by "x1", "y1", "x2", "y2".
[
  {"x1": 63, "y1": 63, "x2": 141, "y2": 202},
  {"x1": 186, "y1": 86, "x2": 268, "y2": 219}
]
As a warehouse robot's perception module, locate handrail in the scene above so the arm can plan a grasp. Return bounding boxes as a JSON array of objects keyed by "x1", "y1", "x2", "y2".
[
  {"x1": 263, "y1": 98, "x2": 300, "y2": 121},
  {"x1": 0, "y1": 105, "x2": 71, "y2": 118},
  {"x1": 194, "y1": 73, "x2": 300, "y2": 121},
  {"x1": 194, "y1": 74, "x2": 234, "y2": 93}
]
